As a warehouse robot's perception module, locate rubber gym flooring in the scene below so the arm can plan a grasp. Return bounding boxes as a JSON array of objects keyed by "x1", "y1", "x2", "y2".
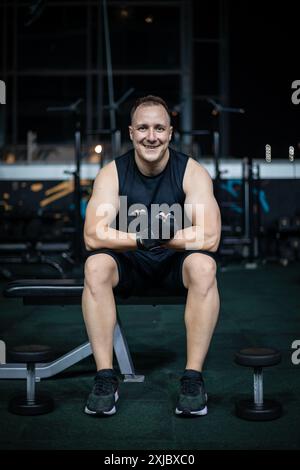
[{"x1": 0, "y1": 262, "x2": 299, "y2": 450}]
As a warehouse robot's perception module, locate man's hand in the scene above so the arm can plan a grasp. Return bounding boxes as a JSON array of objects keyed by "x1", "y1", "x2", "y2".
[{"x1": 136, "y1": 211, "x2": 178, "y2": 251}]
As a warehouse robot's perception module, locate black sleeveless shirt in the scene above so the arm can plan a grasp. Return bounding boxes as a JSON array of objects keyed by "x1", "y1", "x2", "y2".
[{"x1": 114, "y1": 147, "x2": 190, "y2": 262}]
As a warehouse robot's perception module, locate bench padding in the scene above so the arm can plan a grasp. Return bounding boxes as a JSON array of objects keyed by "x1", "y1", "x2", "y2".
[{"x1": 3, "y1": 279, "x2": 186, "y2": 305}]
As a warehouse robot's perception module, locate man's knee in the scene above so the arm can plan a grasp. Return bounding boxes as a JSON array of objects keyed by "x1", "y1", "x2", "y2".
[
  {"x1": 183, "y1": 253, "x2": 217, "y2": 292},
  {"x1": 84, "y1": 254, "x2": 119, "y2": 293}
]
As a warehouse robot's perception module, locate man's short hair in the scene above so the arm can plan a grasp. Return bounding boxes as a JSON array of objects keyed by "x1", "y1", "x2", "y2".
[{"x1": 130, "y1": 95, "x2": 171, "y2": 123}]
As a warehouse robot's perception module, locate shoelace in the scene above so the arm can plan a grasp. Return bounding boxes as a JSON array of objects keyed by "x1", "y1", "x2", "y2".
[
  {"x1": 94, "y1": 376, "x2": 117, "y2": 395},
  {"x1": 180, "y1": 377, "x2": 203, "y2": 396}
]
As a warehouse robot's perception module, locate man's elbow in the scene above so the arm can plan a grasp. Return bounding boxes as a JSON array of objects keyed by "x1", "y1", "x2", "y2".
[
  {"x1": 84, "y1": 223, "x2": 110, "y2": 251},
  {"x1": 84, "y1": 239, "x2": 93, "y2": 251},
  {"x1": 210, "y1": 214, "x2": 221, "y2": 250},
  {"x1": 208, "y1": 234, "x2": 220, "y2": 251},
  {"x1": 84, "y1": 228, "x2": 101, "y2": 251},
  {"x1": 84, "y1": 233, "x2": 95, "y2": 251},
  {"x1": 206, "y1": 225, "x2": 221, "y2": 251}
]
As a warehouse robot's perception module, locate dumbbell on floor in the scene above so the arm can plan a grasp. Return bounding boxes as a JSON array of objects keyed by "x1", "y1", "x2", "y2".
[
  {"x1": 8, "y1": 344, "x2": 54, "y2": 416},
  {"x1": 234, "y1": 347, "x2": 282, "y2": 421}
]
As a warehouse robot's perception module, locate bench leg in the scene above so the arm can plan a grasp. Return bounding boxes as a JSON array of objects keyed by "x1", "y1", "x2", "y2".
[
  {"x1": 114, "y1": 322, "x2": 144, "y2": 382},
  {"x1": 0, "y1": 319, "x2": 144, "y2": 382}
]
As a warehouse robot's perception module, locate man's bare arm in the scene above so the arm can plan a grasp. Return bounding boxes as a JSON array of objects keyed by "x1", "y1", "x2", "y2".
[
  {"x1": 84, "y1": 162, "x2": 137, "y2": 251},
  {"x1": 166, "y1": 159, "x2": 221, "y2": 251}
]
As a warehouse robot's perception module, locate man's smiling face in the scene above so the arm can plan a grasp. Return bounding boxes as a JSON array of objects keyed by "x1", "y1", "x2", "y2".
[{"x1": 129, "y1": 104, "x2": 173, "y2": 165}]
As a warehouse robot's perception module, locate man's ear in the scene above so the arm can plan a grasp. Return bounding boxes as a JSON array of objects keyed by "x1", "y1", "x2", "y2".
[
  {"x1": 129, "y1": 126, "x2": 133, "y2": 141},
  {"x1": 169, "y1": 126, "x2": 173, "y2": 141}
]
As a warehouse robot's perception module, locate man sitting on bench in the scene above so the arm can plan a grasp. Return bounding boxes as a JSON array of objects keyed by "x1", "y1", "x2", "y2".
[{"x1": 82, "y1": 95, "x2": 221, "y2": 417}]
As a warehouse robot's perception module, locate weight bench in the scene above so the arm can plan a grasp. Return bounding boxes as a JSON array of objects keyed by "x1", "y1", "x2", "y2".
[{"x1": 0, "y1": 279, "x2": 186, "y2": 383}]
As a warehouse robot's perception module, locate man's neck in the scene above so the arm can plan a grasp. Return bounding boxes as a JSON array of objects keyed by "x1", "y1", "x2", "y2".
[{"x1": 134, "y1": 148, "x2": 170, "y2": 177}]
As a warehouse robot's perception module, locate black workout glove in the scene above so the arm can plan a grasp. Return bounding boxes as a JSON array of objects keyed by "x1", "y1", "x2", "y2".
[{"x1": 136, "y1": 211, "x2": 178, "y2": 251}]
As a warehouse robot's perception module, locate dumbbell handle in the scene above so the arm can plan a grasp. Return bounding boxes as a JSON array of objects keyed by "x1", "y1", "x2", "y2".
[
  {"x1": 253, "y1": 366, "x2": 263, "y2": 405},
  {"x1": 27, "y1": 363, "x2": 36, "y2": 403}
]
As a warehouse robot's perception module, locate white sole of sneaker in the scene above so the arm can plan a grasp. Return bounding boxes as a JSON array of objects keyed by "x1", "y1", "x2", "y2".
[
  {"x1": 84, "y1": 391, "x2": 119, "y2": 416},
  {"x1": 175, "y1": 393, "x2": 208, "y2": 416},
  {"x1": 175, "y1": 405, "x2": 208, "y2": 416}
]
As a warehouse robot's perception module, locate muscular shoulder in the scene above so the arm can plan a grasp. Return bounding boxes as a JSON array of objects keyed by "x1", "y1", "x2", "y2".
[
  {"x1": 93, "y1": 160, "x2": 118, "y2": 192},
  {"x1": 183, "y1": 158, "x2": 213, "y2": 194}
]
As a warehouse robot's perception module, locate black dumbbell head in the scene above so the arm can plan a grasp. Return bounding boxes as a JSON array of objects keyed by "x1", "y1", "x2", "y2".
[{"x1": 234, "y1": 347, "x2": 282, "y2": 367}]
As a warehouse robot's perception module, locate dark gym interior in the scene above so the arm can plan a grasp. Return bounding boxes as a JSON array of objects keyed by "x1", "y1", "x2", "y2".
[{"x1": 0, "y1": 0, "x2": 300, "y2": 454}]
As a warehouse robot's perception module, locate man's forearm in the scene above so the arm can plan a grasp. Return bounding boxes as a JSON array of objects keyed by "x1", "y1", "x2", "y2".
[
  {"x1": 85, "y1": 226, "x2": 137, "y2": 252},
  {"x1": 85, "y1": 224, "x2": 219, "y2": 253},
  {"x1": 165, "y1": 226, "x2": 219, "y2": 252}
]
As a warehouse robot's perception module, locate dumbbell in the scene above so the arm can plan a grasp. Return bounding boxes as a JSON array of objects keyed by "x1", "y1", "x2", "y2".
[
  {"x1": 8, "y1": 344, "x2": 54, "y2": 416},
  {"x1": 234, "y1": 347, "x2": 282, "y2": 421}
]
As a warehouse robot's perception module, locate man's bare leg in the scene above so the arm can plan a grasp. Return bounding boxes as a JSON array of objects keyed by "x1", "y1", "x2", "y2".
[
  {"x1": 182, "y1": 253, "x2": 220, "y2": 372},
  {"x1": 82, "y1": 253, "x2": 119, "y2": 371}
]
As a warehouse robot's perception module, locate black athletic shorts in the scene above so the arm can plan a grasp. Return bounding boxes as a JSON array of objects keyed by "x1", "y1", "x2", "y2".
[{"x1": 85, "y1": 247, "x2": 218, "y2": 298}]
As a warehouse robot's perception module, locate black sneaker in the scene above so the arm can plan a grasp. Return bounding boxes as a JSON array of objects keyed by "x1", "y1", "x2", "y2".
[
  {"x1": 84, "y1": 369, "x2": 119, "y2": 416},
  {"x1": 175, "y1": 369, "x2": 208, "y2": 417}
]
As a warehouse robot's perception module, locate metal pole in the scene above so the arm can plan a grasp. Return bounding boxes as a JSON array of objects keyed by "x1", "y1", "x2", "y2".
[
  {"x1": 27, "y1": 363, "x2": 35, "y2": 403},
  {"x1": 12, "y1": 0, "x2": 18, "y2": 151},
  {"x1": 247, "y1": 156, "x2": 255, "y2": 263},
  {"x1": 86, "y1": 3, "x2": 93, "y2": 149},
  {"x1": 254, "y1": 163, "x2": 261, "y2": 259},
  {"x1": 213, "y1": 130, "x2": 221, "y2": 204},
  {"x1": 97, "y1": 1, "x2": 104, "y2": 130},
  {"x1": 114, "y1": 130, "x2": 121, "y2": 156},
  {"x1": 0, "y1": 2, "x2": 7, "y2": 149},
  {"x1": 243, "y1": 158, "x2": 250, "y2": 241},
  {"x1": 102, "y1": 0, "x2": 117, "y2": 157},
  {"x1": 74, "y1": 125, "x2": 83, "y2": 262},
  {"x1": 253, "y1": 367, "x2": 263, "y2": 405},
  {"x1": 180, "y1": 0, "x2": 193, "y2": 154},
  {"x1": 219, "y1": 0, "x2": 230, "y2": 157}
]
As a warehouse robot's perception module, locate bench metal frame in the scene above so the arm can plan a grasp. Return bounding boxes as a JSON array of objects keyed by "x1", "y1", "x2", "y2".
[{"x1": 0, "y1": 281, "x2": 186, "y2": 383}]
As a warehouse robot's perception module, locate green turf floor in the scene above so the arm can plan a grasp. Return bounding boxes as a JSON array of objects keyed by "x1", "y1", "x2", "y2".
[{"x1": 0, "y1": 262, "x2": 300, "y2": 450}]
